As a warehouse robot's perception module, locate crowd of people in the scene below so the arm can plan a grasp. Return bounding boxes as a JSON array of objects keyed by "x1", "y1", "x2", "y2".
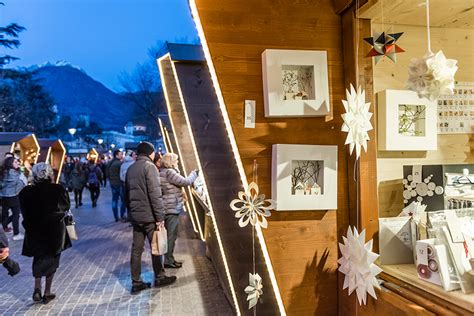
[{"x1": 0, "y1": 141, "x2": 200, "y2": 302}]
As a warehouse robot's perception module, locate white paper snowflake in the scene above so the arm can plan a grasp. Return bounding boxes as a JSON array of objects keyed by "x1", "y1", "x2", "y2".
[
  {"x1": 406, "y1": 51, "x2": 458, "y2": 101},
  {"x1": 338, "y1": 226, "x2": 382, "y2": 305},
  {"x1": 399, "y1": 201, "x2": 427, "y2": 224},
  {"x1": 244, "y1": 273, "x2": 263, "y2": 309},
  {"x1": 341, "y1": 84, "x2": 373, "y2": 160},
  {"x1": 229, "y1": 182, "x2": 275, "y2": 229}
]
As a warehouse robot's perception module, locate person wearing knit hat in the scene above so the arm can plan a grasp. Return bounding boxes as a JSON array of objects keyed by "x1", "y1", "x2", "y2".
[
  {"x1": 136, "y1": 142, "x2": 155, "y2": 156},
  {"x1": 125, "y1": 141, "x2": 177, "y2": 294}
]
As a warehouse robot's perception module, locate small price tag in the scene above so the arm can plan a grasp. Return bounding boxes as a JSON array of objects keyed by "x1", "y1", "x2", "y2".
[
  {"x1": 412, "y1": 165, "x2": 422, "y2": 184},
  {"x1": 244, "y1": 100, "x2": 256, "y2": 128}
]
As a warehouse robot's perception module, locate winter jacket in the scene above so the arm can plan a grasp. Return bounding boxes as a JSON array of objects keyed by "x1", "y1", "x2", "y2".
[
  {"x1": 125, "y1": 155, "x2": 164, "y2": 223},
  {"x1": 120, "y1": 156, "x2": 134, "y2": 182},
  {"x1": 85, "y1": 164, "x2": 103, "y2": 186},
  {"x1": 70, "y1": 168, "x2": 86, "y2": 190},
  {"x1": 19, "y1": 182, "x2": 72, "y2": 257},
  {"x1": 107, "y1": 158, "x2": 122, "y2": 186},
  {"x1": 160, "y1": 168, "x2": 198, "y2": 215},
  {"x1": 0, "y1": 169, "x2": 27, "y2": 198}
]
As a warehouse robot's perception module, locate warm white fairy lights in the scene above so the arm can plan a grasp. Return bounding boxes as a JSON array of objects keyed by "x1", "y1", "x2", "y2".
[
  {"x1": 157, "y1": 54, "x2": 204, "y2": 240},
  {"x1": 189, "y1": 1, "x2": 286, "y2": 315}
]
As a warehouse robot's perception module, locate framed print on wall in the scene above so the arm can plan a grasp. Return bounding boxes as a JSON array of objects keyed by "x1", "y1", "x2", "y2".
[
  {"x1": 377, "y1": 89, "x2": 437, "y2": 151},
  {"x1": 262, "y1": 49, "x2": 330, "y2": 117},
  {"x1": 272, "y1": 144, "x2": 338, "y2": 211}
]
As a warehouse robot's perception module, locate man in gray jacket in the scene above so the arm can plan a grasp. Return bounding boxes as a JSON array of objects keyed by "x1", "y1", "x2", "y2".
[{"x1": 125, "y1": 142, "x2": 176, "y2": 294}]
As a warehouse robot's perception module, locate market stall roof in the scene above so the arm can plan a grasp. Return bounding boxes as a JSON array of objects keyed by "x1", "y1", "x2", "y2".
[
  {"x1": 166, "y1": 43, "x2": 205, "y2": 62},
  {"x1": 0, "y1": 132, "x2": 34, "y2": 146}
]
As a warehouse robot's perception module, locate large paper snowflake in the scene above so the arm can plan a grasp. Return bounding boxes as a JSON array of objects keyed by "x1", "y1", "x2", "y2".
[
  {"x1": 338, "y1": 226, "x2": 382, "y2": 305},
  {"x1": 341, "y1": 84, "x2": 373, "y2": 159},
  {"x1": 407, "y1": 51, "x2": 458, "y2": 101},
  {"x1": 244, "y1": 273, "x2": 263, "y2": 309},
  {"x1": 364, "y1": 31, "x2": 405, "y2": 64},
  {"x1": 229, "y1": 182, "x2": 275, "y2": 229}
]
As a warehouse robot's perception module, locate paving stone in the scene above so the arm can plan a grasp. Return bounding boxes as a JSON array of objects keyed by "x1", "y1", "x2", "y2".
[{"x1": 0, "y1": 187, "x2": 233, "y2": 315}]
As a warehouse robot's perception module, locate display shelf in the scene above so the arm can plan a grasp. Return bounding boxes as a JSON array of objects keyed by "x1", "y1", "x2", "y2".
[{"x1": 380, "y1": 264, "x2": 474, "y2": 313}]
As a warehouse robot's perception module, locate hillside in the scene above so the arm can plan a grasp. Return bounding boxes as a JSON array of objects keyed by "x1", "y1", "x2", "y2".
[{"x1": 33, "y1": 65, "x2": 135, "y2": 130}]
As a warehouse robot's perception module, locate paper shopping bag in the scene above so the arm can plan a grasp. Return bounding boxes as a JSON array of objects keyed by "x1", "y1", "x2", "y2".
[
  {"x1": 151, "y1": 227, "x2": 168, "y2": 256},
  {"x1": 66, "y1": 224, "x2": 78, "y2": 240}
]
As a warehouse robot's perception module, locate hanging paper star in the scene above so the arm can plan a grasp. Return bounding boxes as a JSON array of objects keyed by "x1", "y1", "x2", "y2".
[
  {"x1": 406, "y1": 51, "x2": 458, "y2": 101},
  {"x1": 341, "y1": 84, "x2": 373, "y2": 160},
  {"x1": 229, "y1": 182, "x2": 275, "y2": 229},
  {"x1": 244, "y1": 273, "x2": 263, "y2": 309},
  {"x1": 364, "y1": 31, "x2": 405, "y2": 64},
  {"x1": 338, "y1": 226, "x2": 382, "y2": 305}
]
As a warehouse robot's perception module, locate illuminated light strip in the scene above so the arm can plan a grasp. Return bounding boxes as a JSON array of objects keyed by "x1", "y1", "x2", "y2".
[
  {"x1": 159, "y1": 51, "x2": 241, "y2": 315},
  {"x1": 31, "y1": 134, "x2": 40, "y2": 164},
  {"x1": 189, "y1": 1, "x2": 286, "y2": 315},
  {"x1": 160, "y1": 120, "x2": 198, "y2": 235},
  {"x1": 157, "y1": 54, "x2": 204, "y2": 240},
  {"x1": 57, "y1": 139, "x2": 67, "y2": 184},
  {"x1": 45, "y1": 147, "x2": 52, "y2": 165}
]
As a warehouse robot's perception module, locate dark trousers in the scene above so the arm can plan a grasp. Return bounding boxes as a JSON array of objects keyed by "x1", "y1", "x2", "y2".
[
  {"x1": 131, "y1": 222, "x2": 164, "y2": 285},
  {"x1": 111, "y1": 184, "x2": 126, "y2": 220},
  {"x1": 74, "y1": 188, "x2": 83, "y2": 206},
  {"x1": 1, "y1": 197, "x2": 21, "y2": 235},
  {"x1": 89, "y1": 185, "x2": 100, "y2": 205},
  {"x1": 164, "y1": 214, "x2": 179, "y2": 264}
]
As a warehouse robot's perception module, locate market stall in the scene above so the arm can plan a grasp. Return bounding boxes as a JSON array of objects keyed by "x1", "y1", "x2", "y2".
[
  {"x1": 37, "y1": 138, "x2": 66, "y2": 183},
  {"x1": 0, "y1": 132, "x2": 40, "y2": 164},
  {"x1": 86, "y1": 148, "x2": 99, "y2": 164}
]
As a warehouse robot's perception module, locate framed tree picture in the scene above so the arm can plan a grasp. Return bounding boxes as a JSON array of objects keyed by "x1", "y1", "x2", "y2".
[
  {"x1": 271, "y1": 144, "x2": 338, "y2": 210},
  {"x1": 377, "y1": 89, "x2": 437, "y2": 151},
  {"x1": 262, "y1": 49, "x2": 331, "y2": 117}
]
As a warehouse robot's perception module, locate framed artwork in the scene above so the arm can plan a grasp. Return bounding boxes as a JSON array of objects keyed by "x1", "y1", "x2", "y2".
[
  {"x1": 271, "y1": 144, "x2": 337, "y2": 211},
  {"x1": 262, "y1": 49, "x2": 330, "y2": 117},
  {"x1": 377, "y1": 89, "x2": 437, "y2": 151}
]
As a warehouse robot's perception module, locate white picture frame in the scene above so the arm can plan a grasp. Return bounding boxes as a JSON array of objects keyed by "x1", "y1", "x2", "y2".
[
  {"x1": 377, "y1": 89, "x2": 437, "y2": 151},
  {"x1": 272, "y1": 144, "x2": 338, "y2": 211},
  {"x1": 262, "y1": 49, "x2": 330, "y2": 117}
]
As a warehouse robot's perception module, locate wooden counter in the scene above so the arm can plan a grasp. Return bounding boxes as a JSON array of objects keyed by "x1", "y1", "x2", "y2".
[{"x1": 380, "y1": 264, "x2": 474, "y2": 314}]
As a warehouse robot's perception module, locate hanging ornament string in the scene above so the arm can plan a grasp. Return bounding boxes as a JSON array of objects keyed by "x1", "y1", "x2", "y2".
[
  {"x1": 355, "y1": 0, "x2": 360, "y2": 228},
  {"x1": 425, "y1": 0, "x2": 432, "y2": 54},
  {"x1": 381, "y1": 0, "x2": 384, "y2": 31},
  {"x1": 355, "y1": 0, "x2": 360, "y2": 88},
  {"x1": 252, "y1": 159, "x2": 257, "y2": 316}
]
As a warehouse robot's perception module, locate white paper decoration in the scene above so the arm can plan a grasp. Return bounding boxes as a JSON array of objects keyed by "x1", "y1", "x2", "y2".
[
  {"x1": 341, "y1": 84, "x2": 373, "y2": 159},
  {"x1": 229, "y1": 182, "x2": 275, "y2": 229},
  {"x1": 338, "y1": 226, "x2": 382, "y2": 305},
  {"x1": 244, "y1": 273, "x2": 263, "y2": 309},
  {"x1": 406, "y1": 51, "x2": 458, "y2": 101}
]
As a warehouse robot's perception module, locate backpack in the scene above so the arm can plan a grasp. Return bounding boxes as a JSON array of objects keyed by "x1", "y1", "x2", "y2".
[{"x1": 87, "y1": 167, "x2": 99, "y2": 186}]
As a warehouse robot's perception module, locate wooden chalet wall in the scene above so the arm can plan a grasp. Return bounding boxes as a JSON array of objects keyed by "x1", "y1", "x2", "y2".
[{"x1": 194, "y1": 0, "x2": 350, "y2": 314}]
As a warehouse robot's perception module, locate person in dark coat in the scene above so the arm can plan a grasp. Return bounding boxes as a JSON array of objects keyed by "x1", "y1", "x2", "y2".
[
  {"x1": 125, "y1": 142, "x2": 176, "y2": 294},
  {"x1": 19, "y1": 163, "x2": 72, "y2": 304},
  {"x1": 85, "y1": 160, "x2": 103, "y2": 207},
  {"x1": 0, "y1": 226, "x2": 20, "y2": 276},
  {"x1": 107, "y1": 150, "x2": 125, "y2": 222},
  {"x1": 70, "y1": 162, "x2": 86, "y2": 208}
]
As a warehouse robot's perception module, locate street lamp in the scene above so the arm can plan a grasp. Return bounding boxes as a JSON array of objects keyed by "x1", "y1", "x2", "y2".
[
  {"x1": 68, "y1": 128, "x2": 77, "y2": 142},
  {"x1": 110, "y1": 143, "x2": 116, "y2": 149},
  {"x1": 97, "y1": 138, "x2": 103, "y2": 147}
]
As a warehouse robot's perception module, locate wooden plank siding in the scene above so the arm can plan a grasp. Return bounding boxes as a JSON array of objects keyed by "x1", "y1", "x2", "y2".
[{"x1": 194, "y1": 0, "x2": 351, "y2": 314}]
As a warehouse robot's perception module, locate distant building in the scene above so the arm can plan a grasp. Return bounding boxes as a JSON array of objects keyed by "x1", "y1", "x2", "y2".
[{"x1": 124, "y1": 122, "x2": 147, "y2": 136}]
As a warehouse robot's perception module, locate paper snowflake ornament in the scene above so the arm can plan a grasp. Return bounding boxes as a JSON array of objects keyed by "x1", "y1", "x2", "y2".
[
  {"x1": 399, "y1": 201, "x2": 427, "y2": 224},
  {"x1": 229, "y1": 182, "x2": 275, "y2": 229},
  {"x1": 364, "y1": 31, "x2": 405, "y2": 64},
  {"x1": 402, "y1": 174, "x2": 444, "y2": 204},
  {"x1": 338, "y1": 226, "x2": 382, "y2": 305},
  {"x1": 406, "y1": 51, "x2": 458, "y2": 101},
  {"x1": 341, "y1": 84, "x2": 373, "y2": 160},
  {"x1": 244, "y1": 273, "x2": 263, "y2": 309}
]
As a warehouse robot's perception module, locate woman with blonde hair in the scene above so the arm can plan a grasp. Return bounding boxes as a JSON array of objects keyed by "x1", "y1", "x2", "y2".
[{"x1": 159, "y1": 153, "x2": 198, "y2": 268}]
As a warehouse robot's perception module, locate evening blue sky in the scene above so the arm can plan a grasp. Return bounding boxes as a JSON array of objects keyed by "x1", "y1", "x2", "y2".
[{"x1": 0, "y1": 0, "x2": 199, "y2": 91}]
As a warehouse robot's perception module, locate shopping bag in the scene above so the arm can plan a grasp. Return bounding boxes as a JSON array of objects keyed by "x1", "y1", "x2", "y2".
[
  {"x1": 66, "y1": 224, "x2": 78, "y2": 240},
  {"x1": 151, "y1": 227, "x2": 168, "y2": 256}
]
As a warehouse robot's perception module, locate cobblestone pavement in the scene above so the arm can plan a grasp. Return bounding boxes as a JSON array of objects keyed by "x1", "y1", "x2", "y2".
[{"x1": 0, "y1": 187, "x2": 233, "y2": 315}]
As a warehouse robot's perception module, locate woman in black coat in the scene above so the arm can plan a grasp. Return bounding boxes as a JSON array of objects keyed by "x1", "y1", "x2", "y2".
[{"x1": 19, "y1": 162, "x2": 72, "y2": 304}]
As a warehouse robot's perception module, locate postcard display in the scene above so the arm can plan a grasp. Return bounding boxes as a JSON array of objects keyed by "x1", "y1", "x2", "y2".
[
  {"x1": 379, "y1": 163, "x2": 474, "y2": 294},
  {"x1": 437, "y1": 82, "x2": 474, "y2": 134}
]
